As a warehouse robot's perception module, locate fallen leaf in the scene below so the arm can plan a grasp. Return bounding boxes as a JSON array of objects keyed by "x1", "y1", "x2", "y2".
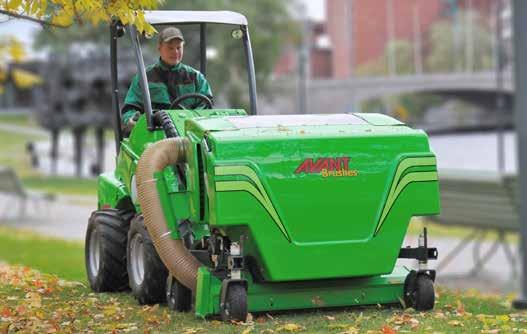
[
  {"x1": 242, "y1": 327, "x2": 253, "y2": 334},
  {"x1": 496, "y1": 315, "x2": 509, "y2": 323},
  {"x1": 26, "y1": 291, "x2": 42, "y2": 308},
  {"x1": 447, "y1": 320, "x2": 463, "y2": 327},
  {"x1": 0, "y1": 307, "x2": 12, "y2": 318},
  {"x1": 456, "y1": 300, "x2": 465, "y2": 315},
  {"x1": 381, "y1": 325, "x2": 396, "y2": 334},
  {"x1": 277, "y1": 323, "x2": 305, "y2": 332}
]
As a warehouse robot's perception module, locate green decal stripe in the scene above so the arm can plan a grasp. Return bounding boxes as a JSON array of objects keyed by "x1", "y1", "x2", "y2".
[
  {"x1": 215, "y1": 166, "x2": 291, "y2": 241},
  {"x1": 375, "y1": 157, "x2": 438, "y2": 235}
]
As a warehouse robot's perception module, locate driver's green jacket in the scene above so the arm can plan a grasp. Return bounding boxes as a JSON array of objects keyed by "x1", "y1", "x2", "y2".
[{"x1": 122, "y1": 58, "x2": 213, "y2": 124}]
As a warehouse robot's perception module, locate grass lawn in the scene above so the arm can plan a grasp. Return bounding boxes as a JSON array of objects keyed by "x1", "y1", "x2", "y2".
[
  {"x1": 0, "y1": 113, "x2": 38, "y2": 128},
  {"x1": 0, "y1": 226, "x2": 85, "y2": 283},
  {"x1": 21, "y1": 175, "x2": 97, "y2": 197},
  {"x1": 0, "y1": 227, "x2": 525, "y2": 333},
  {"x1": 408, "y1": 218, "x2": 519, "y2": 243}
]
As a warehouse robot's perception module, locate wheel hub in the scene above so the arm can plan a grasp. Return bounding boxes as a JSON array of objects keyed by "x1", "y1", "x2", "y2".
[
  {"x1": 88, "y1": 229, "x2": 101, "y2": 274},
  {"x1": 130, "y1": 234, "x2": 145, "y2": 285}
]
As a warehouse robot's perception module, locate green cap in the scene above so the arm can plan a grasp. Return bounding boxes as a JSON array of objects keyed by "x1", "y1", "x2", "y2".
[{"x1": 158, "y1": 27, "x2": 185, "y2": 44}]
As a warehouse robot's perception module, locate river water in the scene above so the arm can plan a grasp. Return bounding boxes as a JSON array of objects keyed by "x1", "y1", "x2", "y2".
[{"x1": 429, "y1": 130, "x2": 517, "y2": 173}]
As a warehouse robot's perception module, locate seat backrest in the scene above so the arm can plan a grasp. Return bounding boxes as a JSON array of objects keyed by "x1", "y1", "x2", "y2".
[
  {"x1": 0, "y1": 166, "x2": 26, "y2": 197},
  {"x1": 434, "y1": 169, "x2": 518, "y2": 231}
]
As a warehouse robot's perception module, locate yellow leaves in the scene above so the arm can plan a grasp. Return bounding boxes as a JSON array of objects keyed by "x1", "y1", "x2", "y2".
[
  {"x1": 181, "y1": 328, "x2": 205, "y2": 334},
  {"x1": 6, "y1": 0, "x2": 23, "y2": 11},
  {"x1": 11, "y1": 69, "x2": 43, "y2": 88},
  {"x1": 241, "y1": 327, "x2": 253, "y2": 334},
  {"x1": 496, "y1": 315, "x2": 509, "y2": 323},
  {"x1": 25, "y1": 291, "x2": 42, "y2": 308},
  {"x1": 276, "y1": 323, "x2": 305, "y2": 332},
  {"x1": 1, "y1": 0, "x2": 159, "y2": 33},
  {"x1": 8, "y1": 38, "x2": 25, "y2": 63},
  {"x1": 447, "y1": 320, "x2": 463, "y2": 327}
]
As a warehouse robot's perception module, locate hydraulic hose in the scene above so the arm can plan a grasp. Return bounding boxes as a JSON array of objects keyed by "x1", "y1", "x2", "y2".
[{"x1": 135, "y1": 137, "x2": 201, "y2": 291}]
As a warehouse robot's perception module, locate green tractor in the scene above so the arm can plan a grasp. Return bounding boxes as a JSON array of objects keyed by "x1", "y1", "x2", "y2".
[{"x1": 85, "y1": 10, "x2": 440, "y2": 321}]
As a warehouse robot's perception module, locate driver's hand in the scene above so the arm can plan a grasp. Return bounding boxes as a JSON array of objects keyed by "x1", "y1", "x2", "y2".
[
  {"x1": 122, "y1": 110, "x2": 140, "y2": 136},
  {"x1": 127, "y1": 111, "x2": 140, "y2": 127}
]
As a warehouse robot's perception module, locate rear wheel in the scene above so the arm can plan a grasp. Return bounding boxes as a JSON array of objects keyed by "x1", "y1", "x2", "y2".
[
  {"x1": 85, "y1": 209, "x2": 132, "y2": 292},
  {"x1": 127, "y1": 215, "x2": 168, "y2": 304}
]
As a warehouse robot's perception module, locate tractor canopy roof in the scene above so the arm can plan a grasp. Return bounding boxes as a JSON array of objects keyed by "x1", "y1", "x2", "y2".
[{"x1": 144, "y1": 10, "x2": 248, "y2": 26}]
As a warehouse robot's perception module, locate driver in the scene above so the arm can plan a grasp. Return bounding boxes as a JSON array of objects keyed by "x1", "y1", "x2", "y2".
[{"x1": 121, "y1": 26, "x2": 213, "y2": 132}]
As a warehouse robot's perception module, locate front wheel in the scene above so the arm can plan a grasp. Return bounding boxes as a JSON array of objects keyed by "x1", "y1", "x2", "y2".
[
  {"x1": 404, "y1": 273, "x2": 435, "y2": 311},
  {"x1": 413, "y1": 275, "x2": 435, "y2": 311},
  {"x1": 127, "y1": 215, "x2": 168, "y2": 305},
  {"x1": 85, "y1": 209, "x2": 132, "y2": 292},
  {"x1": 166, "y1": 275, "x2": 192, "y2": 312},
  {"x1": 221, "y1": 284, "x2": 248, "y2": 322}
]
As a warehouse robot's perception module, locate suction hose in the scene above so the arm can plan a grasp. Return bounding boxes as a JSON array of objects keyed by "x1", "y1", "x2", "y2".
[{"x1": 135, "y1": 137, "x2": 201, "y2": 291}]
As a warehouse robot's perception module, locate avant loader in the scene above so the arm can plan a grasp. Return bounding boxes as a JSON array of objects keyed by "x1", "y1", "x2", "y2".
[{"x1": 85, "y1": 11, "x2": 440, "y2": 321}]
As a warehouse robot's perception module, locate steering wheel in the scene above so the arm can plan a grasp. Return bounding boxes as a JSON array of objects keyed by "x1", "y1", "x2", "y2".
[{"x1": 168, "y1": 93, "x2": 213, "y2": 110}]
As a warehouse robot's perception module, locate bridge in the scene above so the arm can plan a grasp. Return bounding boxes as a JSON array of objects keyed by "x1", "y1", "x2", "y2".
[{"x1": 261, "y1": 71, "x2": 514, "y2": 116}]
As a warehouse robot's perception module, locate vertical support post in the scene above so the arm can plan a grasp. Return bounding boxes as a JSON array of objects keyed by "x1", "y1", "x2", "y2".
[
  {"x1": 513, "y1": 0, "x2": 527, "y2": 310},
  {"x1": 94, "y1": 127, "x2": 105, "y2": 175},
  {"x1": 298, "y1": 3, "x2": 309, "y2": 114},
  {"x1": 110, "y1": 22, "x2": 122, "y2": 154},
  {"x1": 386, "y1": 0, "x2": 396, "y2": 76},
  {"x1": 413, "y1": 2, "x2": 423, "y2": 74},
  {"x1": 242, "y1": 27, "x2": 258, "y2": 115},
  {"x1": 130, "y1": 25, "x2": 154, "y2": 130},
  {"x1": 465, "y1": 0, "x2": 474, "y2": 72},
  {"x1": 50, "y1": 128, "x2": 59, "y2": 175},
  {"x1": 497, "y1": 0, "x2": 506, "y2": 174},
  {"x1": 200, "y1": 23, "x2": 207, "y2": 77},
  {"x1": 346, "y1": 0, "x2": 354, "y2": 78},
  {"x1": 73, "y1": 126, "x2": 85, "y2": 178}
]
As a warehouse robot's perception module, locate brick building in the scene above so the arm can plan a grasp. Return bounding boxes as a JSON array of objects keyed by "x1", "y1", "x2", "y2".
[
  {"x1": 274, "y1": 0, "x2": 495, "y2": 80},
  {"x1": 327, "y1": 0, "x2": 494, "y2": 78}
]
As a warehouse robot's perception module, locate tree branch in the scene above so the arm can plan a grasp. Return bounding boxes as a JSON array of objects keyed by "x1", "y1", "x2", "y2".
[{"x1": 0, "y1": 9, "x2": 66, "y2": 27}]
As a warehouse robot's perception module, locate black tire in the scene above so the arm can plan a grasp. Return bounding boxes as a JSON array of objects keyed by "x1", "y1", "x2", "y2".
[
  {"x1": 413, "y1": 275, "x2": 435, "y2": 311},
  {"x1": 85, "y1": 209, "x2": 133, "y2": 292},
  {"x1": 221, "y1": 284, "x2": 248, "y2": 322},
  {"x1": 127, "y1": 215, "x2": 168, "y2": 305},
  {"x1": 166, "y1": 275, "x2": 192, "y2": 312}
]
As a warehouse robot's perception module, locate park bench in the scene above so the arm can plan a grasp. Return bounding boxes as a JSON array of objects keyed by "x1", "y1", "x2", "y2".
[
  {"x1": 431, "y1": 169, "x2": 518, "y2": 278},
  {"x1": 0, "y1": 166, "x2": 55, "y2": 219}
]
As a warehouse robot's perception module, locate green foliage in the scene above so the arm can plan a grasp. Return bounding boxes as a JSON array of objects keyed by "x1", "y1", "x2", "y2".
[
  {"x1": 356, "y1": 39, "x2": 414, "y2": 77},
  {"x1": 425, "y1": 12, "x2": 494, "y2": 72}
]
